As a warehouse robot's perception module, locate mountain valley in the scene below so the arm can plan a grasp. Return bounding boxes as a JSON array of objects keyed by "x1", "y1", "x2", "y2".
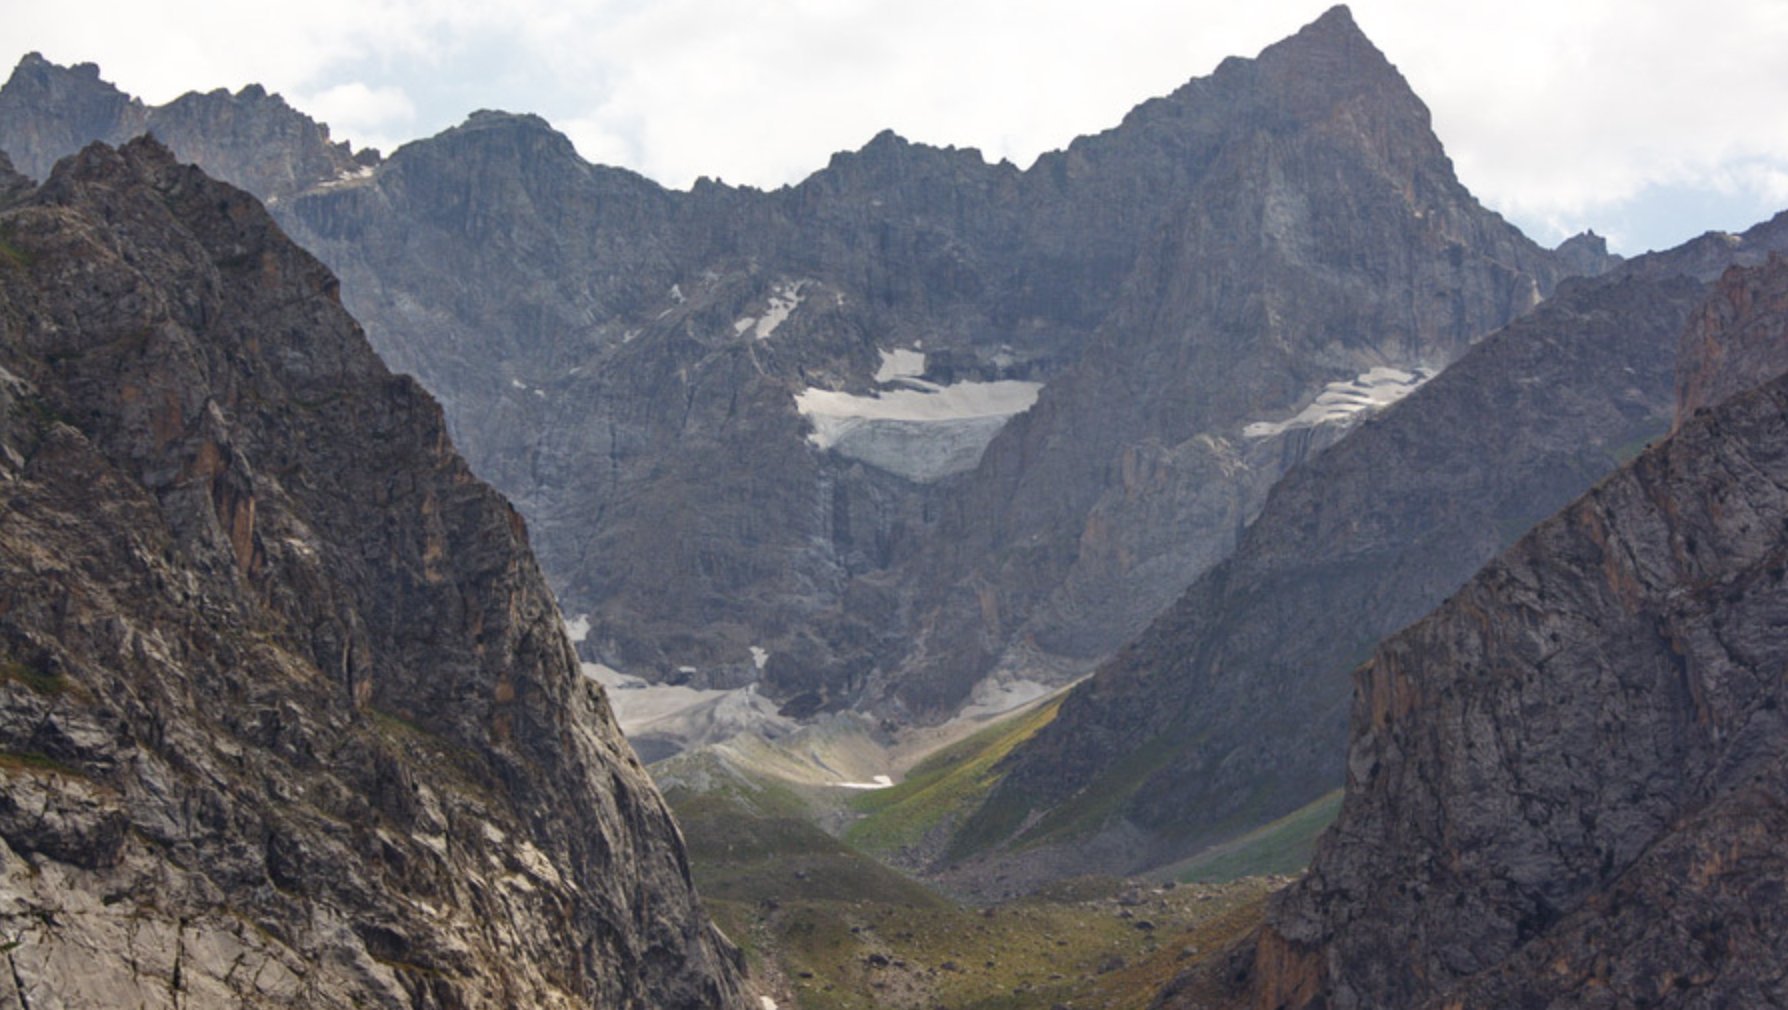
[{"x1": 3, "y1": 5, "x2": 1788, "y2": 1008}]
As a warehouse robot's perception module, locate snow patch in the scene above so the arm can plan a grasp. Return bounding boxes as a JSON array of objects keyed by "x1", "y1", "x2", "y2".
[
  {"x1": 874, "y1": 347, "x2": 927, "y2": 384},
  {"x1": 669, "y1": 283, "x2": 686, "y2": 304},
  {"x1": 794, "y1": 379, "x2": 1042, "y2": 482},
  {"x1": 314, "y1": 164, "x2": 376, "y2": 190},
  {"x1": 510, "y1": 378, "x2": 526, "y2": 390},
  {"x1": 796, "y1": 381, "x2": 1040, "y2": 434},
  {"x1": 749, "y1": 646, "x2": 769, "y2": 671},
  {"x1": 563, "y1": 614, "x2": 591, "y2": 644},
  {"x1": 734, "y1": 280, "x2": 808, "y2": 340},
  {"x1": 831, "y1": 774, "x2": 895, "y2": 790},
  {"x1": 1243, "y1": 366, "x2": 1431, "y2": 438}
]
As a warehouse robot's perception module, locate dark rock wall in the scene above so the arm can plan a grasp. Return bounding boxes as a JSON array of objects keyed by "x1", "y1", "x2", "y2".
[{"x1": 1252, "y1": 256, "x2": 1788, "y2": 1010}]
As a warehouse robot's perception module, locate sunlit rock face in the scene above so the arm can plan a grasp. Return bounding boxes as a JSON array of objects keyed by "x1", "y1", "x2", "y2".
[{"x1": 0, "y1": 142, "x2": 746, "y2": 1010}]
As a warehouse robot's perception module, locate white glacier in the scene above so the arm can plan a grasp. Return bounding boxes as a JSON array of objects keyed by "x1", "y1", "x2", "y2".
[{"x1": 794, "y1": 378, "x2": 1042, "y2": 483}]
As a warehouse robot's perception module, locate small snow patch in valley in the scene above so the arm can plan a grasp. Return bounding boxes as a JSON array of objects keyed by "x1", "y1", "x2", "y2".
[
  {"x1": 1243, "y1": 366, "x2": 1430, "y2": 438},
  {"x1": 750, "y1": 646, "x2": 769, "y2": 671},
  {"x1": 831, "y1": 774, "x2": 895, "y2": 790}
]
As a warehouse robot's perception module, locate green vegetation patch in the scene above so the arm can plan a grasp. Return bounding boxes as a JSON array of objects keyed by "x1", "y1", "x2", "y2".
[
  {"x1": 0, "y1": 234, "x2": 31, "y2": 270},
  {"x1": 954, "y1": 728, "x2": 1190, "y2": 862},
  {"x1": 0, "y1": 749, "x2": 84, "y2": 778},
  {"x1": 1167, "y1": 789, "x2": 1343, "y2": 884},
  {"x1": 0, "y1": 658, "x2": 66, "y2": 696},
  {"x1": 845, "y1": 697, "x2": 1062, "y2": 859},
  {"x1": 707, "y1": 870, "x2": 1281, "y2": 1010},
  {"x1": 669, "y1": 786, "x2": 947, "y2": 910}
]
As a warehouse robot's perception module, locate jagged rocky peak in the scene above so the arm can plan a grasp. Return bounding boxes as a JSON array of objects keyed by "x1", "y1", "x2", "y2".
[
  {"x1": 0, "y1": 51, "x2": 369, "y2": 201},
  {"x1": 944, "y1": 209, "x2": 1788, "y2": 890},
  {"x1": 1242, "y1": 267, "x2": 1788, "y2": 1010},
  {"x1": 1554, "y1": 228, "x2": 1622, "y2": 277},
  {"x1": 0, "y1": 139, "x2": 746, "y2": 1008},
  {"x1": 869, "y1": 2, "x2": 1576, "y2": 723},
  {"x1": 0, "y1": 51, "x2": 145, "y2": 180}
]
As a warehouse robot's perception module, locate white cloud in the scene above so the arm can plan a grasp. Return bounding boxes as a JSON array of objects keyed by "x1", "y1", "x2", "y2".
[{"x1": 292, "y1": 81, "x2": 416, "y2": 153}]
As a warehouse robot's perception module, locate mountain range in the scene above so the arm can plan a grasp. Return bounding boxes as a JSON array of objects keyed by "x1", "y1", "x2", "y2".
[
  {"x1": 0, "y1": 8, "x2": 1605, "y2": 738},
  {"x1": 6, "y1": 6, "x2": 1788, "y2": 1007}
]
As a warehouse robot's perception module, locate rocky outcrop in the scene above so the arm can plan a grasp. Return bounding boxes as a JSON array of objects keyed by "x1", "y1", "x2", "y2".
[
  {"x1": 0, "y1": 52, "x2": 368, "y2": 201},
  {"x1": 1676, "y1": 251, "x2": 1788, "y2": 421},
  {"x1": 0, "y1": 140, "x2": 745, "y2": 1008},
  {"x1": 960, "y1": 213, "x2": 1788, "y2": 883},
  {"x1": 1247, "y1": 254, "x2": 1788, "y2": 1010},
  {"x1": 0, "y1": 9, "x2": 1603, "y2": 726}
]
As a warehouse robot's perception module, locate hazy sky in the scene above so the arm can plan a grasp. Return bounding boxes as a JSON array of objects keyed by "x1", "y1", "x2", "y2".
[{"x1": 7, "y1": 0, "x2": 1788, "y2": 254}]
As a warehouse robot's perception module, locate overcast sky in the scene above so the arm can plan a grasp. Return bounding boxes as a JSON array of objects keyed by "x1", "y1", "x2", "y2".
[{"x1": 7, "y1": 0, "x2": 1788, "y2": 254}]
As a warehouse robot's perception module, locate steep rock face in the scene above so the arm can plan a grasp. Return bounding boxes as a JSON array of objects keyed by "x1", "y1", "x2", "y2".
[
  {"x1": 879, "y1": 7, "x2": 1577, "y2": 715},
  {"x1": 1250, "y1": 255, "x2": 1788, "y2": 1010},
  {"x1": 963, "y1": 215, "x2": 1788, "y2": 883},
  {"x1": 0, "y1": 141, "x2": 744, "y2": 1008},
  {"x1": 0, "y1": 9, "x2": 1605, "y2": 726},
  {"x1": 0, "y1": 52, "x2": 367, "y2": 201},
  {"x1": 1677, "y1": 251, "x2": 1788, "y2": 421}
]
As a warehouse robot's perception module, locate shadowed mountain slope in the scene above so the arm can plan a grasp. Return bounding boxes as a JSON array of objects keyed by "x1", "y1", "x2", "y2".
[
  {"x1": 1248, "y1": 253, "x2": 1788, "y2": 1010},
  {"x1": 958, "y1": 214, "x2": 1788, "y2": 884}
]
